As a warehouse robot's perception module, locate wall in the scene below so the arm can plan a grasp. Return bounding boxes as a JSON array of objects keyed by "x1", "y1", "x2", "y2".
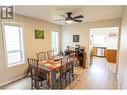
[
  {"x1": 61, "y1": 19, "x2": 121, "y2": 66},
  {"x1": 118, "y1": 7, "x2": 127, "y2": 89},
  {"x1": 0, "y1": 14, "x2": 61, "y2": 86}
]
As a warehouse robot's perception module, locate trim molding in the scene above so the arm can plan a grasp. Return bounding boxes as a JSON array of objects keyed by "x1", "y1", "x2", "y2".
[
  {"x1": 117, "y1": 72, "x2": 121, "y2": 89},
  {"x1": 0, "y1": 75, "x2": 25, "y2": 87}
]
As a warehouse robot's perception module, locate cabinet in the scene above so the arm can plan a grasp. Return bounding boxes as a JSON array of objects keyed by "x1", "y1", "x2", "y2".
[
  {"x1": 93, "y1": 47, "x2": 97, "y2": 56},
  {"x1": 105, "y1": 49, "x2": 117, "y2": 63},
  {"x1": 76, "y1": 51, "x2": 86, "y2": 68}
]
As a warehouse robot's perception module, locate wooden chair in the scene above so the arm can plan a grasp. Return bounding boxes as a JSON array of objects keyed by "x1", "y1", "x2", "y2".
[
  {"x1": 55, "y1": 56, "x2": 69, "y2": 89},
  {"x1": 66, "y1": 53, "x2": 75, "y2": 83},
  {"x1": 47, "y1": 50, "x2": 54, "y2": 60},
  {"x1": 27, "y1": 58, "x2": 48, "y2": 89},
  {"x1": 37, "y1": 52, "x2": 46, "y2": 61},
  {"x1": 36, "y1": 52, "x2": 48, "y2": 84}
]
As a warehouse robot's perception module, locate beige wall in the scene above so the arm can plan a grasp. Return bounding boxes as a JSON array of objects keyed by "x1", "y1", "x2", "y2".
[
  {"x1": 0, "y1": 14, "x2": 61, "y2": 86},
  {"x1": 61, "y1": 19, "x2": 121, "y2": 66},
  {"x1": 118, "y1": 7, "x2": 127, "y2": 89}
]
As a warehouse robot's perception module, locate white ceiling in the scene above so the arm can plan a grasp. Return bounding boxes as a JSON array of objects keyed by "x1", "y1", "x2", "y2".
[{"x1": 15, "y1": 6, "x2": 124, "y2": 25}]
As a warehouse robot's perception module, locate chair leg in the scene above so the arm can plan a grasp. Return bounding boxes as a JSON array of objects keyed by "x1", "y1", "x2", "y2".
[
  {"x1": 72, "y1": 74, "x2": 74, "y2": 81},
  {"x1": 31, "y1": 79, "x2": 33, "y2": 89},
  {"x1": 65, "y1": 74, "x2": 68, "y2": 87},
  {"x1": 41, "y1": 81, "x2": 42, "y2": 86},
  {"x1": 69, "y1": 72, "x2": 71, "y2": 84},
  {"x1": 35, "y1": 81, "x2": 38, "y2": 89},
  {"x1": 37, "y1": 81, "x2": 39, "y2": 89},
  {"x1": 60, "y1": 76, "x2": 62, "y2": 89},
  {"x1": 72, "y1": 69, "x2": 74, "y2": 81}
]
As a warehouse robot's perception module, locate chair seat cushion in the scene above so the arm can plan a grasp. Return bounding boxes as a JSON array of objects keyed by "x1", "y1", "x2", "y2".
[
  {"x1": 32, "y1": 75, "x2": 46, "y2": 81},
  {"x1": 39, "y1": 71, "x2": 47, "y2": 80}
]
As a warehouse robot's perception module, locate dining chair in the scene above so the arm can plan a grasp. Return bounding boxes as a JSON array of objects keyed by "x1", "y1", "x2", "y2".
[
  {"x1": 36, "y1": 52, "x2": 48, "y2": 86},
  {"x1": 55, "y1": 56, "x2": 69, "y2": 89},
  {"x1": 27, "y1": 58, "x2": 48, "y2": 89},
  {"x1": 37, "y1": 52, "x2": 46, "y2": 61},
  {"x1": 47, "y1": 50, "x2": 54, "y2": 60},
  {"x1": 57, "y1": 53, "x2": 75, "y2": 87},
  {"x1": 66, "y1": 53, "x2": 75, "y2": 83}
]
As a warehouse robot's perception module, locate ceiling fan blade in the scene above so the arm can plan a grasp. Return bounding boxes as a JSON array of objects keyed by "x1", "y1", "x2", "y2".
[
  {"x1": 73, "y1": 19, "x2": 83, "y2": 22},
  {"x1": 60, "y1": 15, "x2": 66, "y2": 18},
  {"x1": 73, "y1": 15, "x2": 84, "y2": 19},
  {"x1": 54, "y1": 19, "x2": 65, "y2": 21}
]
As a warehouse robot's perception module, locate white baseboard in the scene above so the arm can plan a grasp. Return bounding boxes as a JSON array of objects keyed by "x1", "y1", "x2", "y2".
[
  {"x1": 117, "y1": 72, "x2": 120, "y2": 89},
  {"x1": 0, "y1": 75, "x2": 25, "y2": 87}
]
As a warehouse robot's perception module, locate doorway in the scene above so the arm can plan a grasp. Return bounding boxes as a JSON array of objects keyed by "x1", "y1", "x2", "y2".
[{"x1": 89, "y1": 27, "x2": 119, "y2": 74}]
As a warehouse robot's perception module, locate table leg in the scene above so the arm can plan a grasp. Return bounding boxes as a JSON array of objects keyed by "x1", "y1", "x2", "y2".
[{"x1": 47, "y1": 71, "x2": 52, "y2": 89}]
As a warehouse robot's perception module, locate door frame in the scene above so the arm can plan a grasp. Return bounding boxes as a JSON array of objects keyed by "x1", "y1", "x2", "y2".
[{"x1": 88, "y1": 27, "x2": 120, "y2": 74}]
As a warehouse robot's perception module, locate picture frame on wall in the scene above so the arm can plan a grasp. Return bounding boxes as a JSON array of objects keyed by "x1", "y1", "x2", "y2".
[
  {"x1": 35, "y1": 29, "x2": 44, "y2": 39},
  {"x1": 73, "y1": 35, "x2": 79, "y2": 42}
]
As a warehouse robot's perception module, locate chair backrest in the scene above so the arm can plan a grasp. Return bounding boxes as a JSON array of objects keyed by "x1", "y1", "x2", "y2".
[
  {"x1": 27, "y1": 58, "x2": 39, "y2": 76},
  {"x1": 47, "y1": 50, "x2": 54, "y2": 60},
  {"x1": 68, "y1": 53, "x2": 75, "y2": 68},
  {"x1": 60, "y1": 56, "x2": 69, "y2": 66},
  {"x1": 37, "y1": 52, "x2": 46, "y2": 61},
  {"x1": 59, "y1": 56, "x2": 69, "y2": 73},
  {"x1": 58, "y1": 51, "x2": 63, "y2": 56},
  {"x1": 69, "y1": 53, "x2": 75, "y2": 61}
]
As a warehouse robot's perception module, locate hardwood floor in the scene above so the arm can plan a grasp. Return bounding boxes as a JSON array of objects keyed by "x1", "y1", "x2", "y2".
[
  {"x1": 66, "y1": 57, "x2": 117, "y2": 89},
  {"x1": 0, "y1": 57, "x2": 118, "y2": 89}
]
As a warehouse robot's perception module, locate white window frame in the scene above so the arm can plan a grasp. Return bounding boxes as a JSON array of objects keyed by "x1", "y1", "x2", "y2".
[
  {"x1": 51, "y1": 31, "x2": 59, "y2": 55},
  {"x1": 2, "y1": 23, "x2": 25, "y2": 68}
]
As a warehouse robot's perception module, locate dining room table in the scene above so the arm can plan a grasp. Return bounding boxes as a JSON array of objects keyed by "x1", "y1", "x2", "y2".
[{"x1": 38, "y1": 55, "x2": 65, "y2": 89}]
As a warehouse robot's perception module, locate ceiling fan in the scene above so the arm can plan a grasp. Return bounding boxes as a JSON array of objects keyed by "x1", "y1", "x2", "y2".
[{"x1": 55, "y1": 12, "x2": 84, "y2": 24}]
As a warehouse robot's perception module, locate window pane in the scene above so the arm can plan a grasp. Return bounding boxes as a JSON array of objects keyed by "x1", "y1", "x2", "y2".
[
  {"x1": 4, "y1": 25, "x2": 20, "y2": 51},
  {"x1": 94, "y1": 35, "x2": 105, "y2": 47},
  {"x1": 7, "y1": 52, "x2": 21, "y2": 64}
]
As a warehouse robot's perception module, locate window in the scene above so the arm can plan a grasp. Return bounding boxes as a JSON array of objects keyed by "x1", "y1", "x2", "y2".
[
  {"x1": 3, "y1": 23, "x2": 24, "y2": 67},
  {"x1": 51, "y1": 31, "x2": 58, "y2": 55},
  {"x1": 93, "y1": 35, "x2": 105, "y2": 47}
]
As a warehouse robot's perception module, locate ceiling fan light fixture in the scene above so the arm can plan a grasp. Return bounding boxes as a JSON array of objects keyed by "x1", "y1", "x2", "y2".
[{"x1": 65, "y1": 19, "x2": 73, "y2": 24}]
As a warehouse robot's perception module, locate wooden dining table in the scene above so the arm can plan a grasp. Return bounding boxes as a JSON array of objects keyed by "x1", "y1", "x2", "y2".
[{"x1": 38, "y1": 56, "x2": 64, "y2": 89}]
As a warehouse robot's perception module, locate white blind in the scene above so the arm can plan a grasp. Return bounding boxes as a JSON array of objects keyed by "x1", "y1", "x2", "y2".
[
  {"x1": 51, "y1": 31, "x2": 58, "y2": 55},
  {"x1": 4, "y1": 24, "x2": 24, "y2": 66}
]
